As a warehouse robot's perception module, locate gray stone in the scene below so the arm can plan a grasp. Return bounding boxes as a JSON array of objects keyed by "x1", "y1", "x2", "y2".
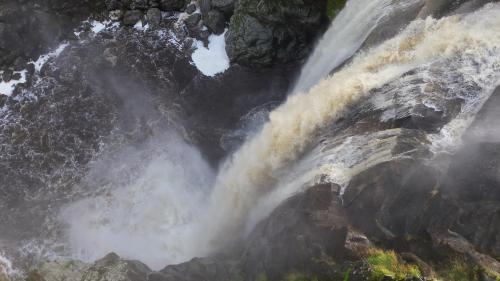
[
  {"x1": 184, "y1": 13, "x2": 201, "y2": 28},
  {"x1": 109, "y1": 9, "x2": 124, "y2": 21},
  {"x1": 186, "y1": 3, "x2": 197, "y2": 14},
  {"x1": 123, "y1": 10, "x2": 143, "y2": 26},
  {"x1": 131, "y1": 0, "x2": 149, "y2": 9},
  {"x1": 203, "y1": 9, "x2": 225, "y2": 34},
  {"x1": 149, "y1": 0, "x2": 160, "y2": 8},
  {"x1": 81, "y1": 253, "x2": 152, "y2": 281},
  {"x1": 2, "y1": 69, "x2": 13, "y2": 82},
  {"x1": 224, "y1": 0, "x2": 329, "y2": 67},
  {"x1": 105, "y1": 0, "x2": 123, "y2": 10},
  {"x1": 225, "y1": 14, "x2": 273, "y2": 66},
  {"x1": 211, "y1": 0, "x2": 234, "y2": 14},
  {"x1": 198, "y1": 0, "x2": 211, "y2": 15},
  {"x1": 159, "y1": 0, "x2": 185, "y2": 11},
  {"x1": 146, "y1": 8, "x2": 162, "y2": 26}
]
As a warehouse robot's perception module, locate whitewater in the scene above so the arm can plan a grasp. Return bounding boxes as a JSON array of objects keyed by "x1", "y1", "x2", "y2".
[{"x1": 58, "y1": 0, "x2": 500, "y2": 270}]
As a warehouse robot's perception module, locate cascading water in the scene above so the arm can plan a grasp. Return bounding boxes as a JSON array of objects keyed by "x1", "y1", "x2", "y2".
[
  {"x1": 291, "y1": 0, "x2": 422, "y2": 94},
  {"x1": 198, "y1": 2, "x2": 500, "y2": 254},
  {"x1": 40, "y1": 0, "x2": 500, "y2": 271}
]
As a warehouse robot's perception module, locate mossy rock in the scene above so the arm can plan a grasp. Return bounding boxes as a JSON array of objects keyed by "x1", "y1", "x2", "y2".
[
  {"x1": 327, "y1": 0, "x2": 347, "y2": 20},
  {"x1": 365, "y1": 250, "x2": 421, "y2": 281}
]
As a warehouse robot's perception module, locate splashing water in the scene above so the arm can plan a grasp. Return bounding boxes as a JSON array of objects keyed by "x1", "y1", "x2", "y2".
[
  {"x1": 59, "y1": 2, "x2": 500, "y2": 269},
  {"x1": 199, "y1": 3, "x2": 500, "y2": 253},
  {"x1": 62, "y1": 132, "x2": 214, "y2": 269},
  {"x1": 292, "y1": 0, "x2": 422, "y2": 94}
]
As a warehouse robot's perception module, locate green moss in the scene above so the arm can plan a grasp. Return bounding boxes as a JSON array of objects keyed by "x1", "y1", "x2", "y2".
[
  {"x1": 343, "y1": 268, "x2": 351, "y2": 281},
  {"x1": 365, "y1": 250, "x2": 421, "y2": 281},
  {"x1": 326, "y1": 0, "x2": 347, "y2": 20},
  {"x1": 481, "y1": 267, "x2": 500, "y2": 281},
  {"x1": 437, "y1": 259, "x2": 479, "y2": 281}
]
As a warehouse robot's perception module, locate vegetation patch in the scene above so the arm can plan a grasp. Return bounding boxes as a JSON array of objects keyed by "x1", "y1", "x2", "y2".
[
  {"x1": 437, "y1": 258, "x2": 480, "y2": 281},
  {"x1": 327, "y1": 0, "x2": 347, "y2": 20},
  {"x1": 365, "y1": 249, "x2": 421, "y2": 281}
]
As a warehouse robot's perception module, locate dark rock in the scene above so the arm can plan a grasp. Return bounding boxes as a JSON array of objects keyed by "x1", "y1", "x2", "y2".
[
  {"x1": 199, "y1": 0, "x2": 211, "y2": 15},
  {"x1": 156, "y1": 257, "x2": 237, "y2": 281},
  {"x1": 0, "y1": 0, "x2": 104, "y2": 70},
  {"x1": 26, "y1": 63, "x2": 35, "y2": 76},
  {"x1": 225, "y1": 14, "x2": 273, "y2": 66},
  {"x1": 2, "y1": 69, "x2": 13, "y2": 82},
  {"x1": 105, "y1": 0, "x2": 123, "y2": 10},
  {"x1": 0, "y1": 94, "x2": 6, "y2": 107},
  {"x1": 186, "y1": 3, "x2": 197, "y2": 14},
  {"x1": 242, "y1": 184, "x2": 349, "y2": 280},
  {"x1": 123, "y1": 10, "x2": 143, "y2": 26},
  {"x1": 203, "y1": 9, "x2": 226, "y2": 34},
  {"x1": 211, "y1": 0, "x2": 234, "y2": 15},
  {"x1": 197, "y1": 29, "x2": 211, "y2": 43},
  {"x1": 81, "y1": 253, "x2": 152, "y2": 281},
  {"x1": 149, "y1": 0, "x2": 160, "y2": 8},
  {"x1": 131, "y1": 0, "x2": 150, "y2": 9},
  {"x1": 225, "y1": 0, "x2": 329, "y2": 67},
  {"x1": 110, "y1": 9, "x2": 124, "y2": 21},
  {"x1": 11, "y1": 72, "x2": 21, "y2": 81},
  {"x1": 159, "y1": 0, "x2": 185, "y2": 11},
  {"x1": 13, "y1": 57, "x2": 27, "y2": 71},
  {"x1": 146, "y1": 8, "x2": 162, "y2": 26},
  {"x1": 184, "y1": 13, "x2": 202, "y2": 28}
]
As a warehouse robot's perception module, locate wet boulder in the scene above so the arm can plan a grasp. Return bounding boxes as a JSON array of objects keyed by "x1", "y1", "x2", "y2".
[
  {"x1": 146, "y1": 8, "x2": 162, "y2": 26},
  {"x1": 211, "y1": 0, "x2": 235, "y2": 15},
  {"x1": 225, "y1": 0, "x2": 331, "y2": 67},
  {"x1": 159, "y1": 0, "x2": 186, "y2": 11},
  {"x1": 241, "y1": 184, "x2": 350, "y2": 281},
  {"x1": 123, "y1": 10, "x2": 144, "y2": 25},
  {"x1": 203, "y1": 10, "x2": 226, "y2": 34},
  {"x1": 152, "y1": 258, "x2": 236, "y2": 281}
]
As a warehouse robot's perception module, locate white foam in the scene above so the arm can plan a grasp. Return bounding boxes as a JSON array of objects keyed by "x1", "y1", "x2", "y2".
[
  {"x1": 134, "y1": 20, "x2": 149, "y2": 31},
  {"x1": 0, "y1": 70, "x2": 27, "y2": 96},
  {"x1": 0, "y1": 252, "x2": 17, "y2": 276},
  {"x1": 197, "y1": 3, "x2": 500, "y2": 254},
  {"x1": 191, "y1": 31, "x2": 230, "y2": 76},
  {"x1": 62, "y1": 132, "x2": 214, "y2": 270},
  {"x1": 90, "y1": 20, "x2": 107, "y2": 33},
  {"x1": 32, "y1": 43, "x2": 69, "y2": 72}
]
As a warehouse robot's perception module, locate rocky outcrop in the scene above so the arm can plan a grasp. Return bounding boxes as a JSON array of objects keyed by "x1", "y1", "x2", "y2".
[
  {"x1": 225, "y1": 0, "x2": 333, "y2": 67},
  {"x1": 30, "y1": 253, "x2": 151, "y2": 281},
  {"x1": 0, "y1": 0, "x2": 104, "y2": 70}
]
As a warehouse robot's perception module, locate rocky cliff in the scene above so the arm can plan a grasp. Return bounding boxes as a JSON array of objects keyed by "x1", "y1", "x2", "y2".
[{"x1": 1, "y1": 0, "x2": 500, "y2": 281}]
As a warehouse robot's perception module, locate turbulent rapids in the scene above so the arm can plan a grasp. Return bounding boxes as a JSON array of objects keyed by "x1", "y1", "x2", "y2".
[
  {"x1": 2, "y1": 0, "x2": 500, "y2": 279},
  {"x1": 203, "y1": 2, "x2": 500, "y2": 250}
]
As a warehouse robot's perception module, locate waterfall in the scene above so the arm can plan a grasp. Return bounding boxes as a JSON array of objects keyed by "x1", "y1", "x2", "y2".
[
  {"x1": 200, "y1": 2, "x2": 500, "y2": 252},
  {"x1": 292, "y1": 0, "x2": 418, "y2": 94},
  {"x1": 59, "y1": 1, "x2": 500, "y2": 268}
]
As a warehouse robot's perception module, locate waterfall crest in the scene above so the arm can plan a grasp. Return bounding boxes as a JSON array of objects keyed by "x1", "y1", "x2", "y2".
[
  {"x1": 202, "y1": 3, "x2": 500, "y2": 252},
  {"x1": 292, "y1": 0, "x2": 421, "y2": 94}
]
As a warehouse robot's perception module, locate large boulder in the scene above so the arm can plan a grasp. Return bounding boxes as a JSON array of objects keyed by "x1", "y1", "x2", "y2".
[
  {"x1": 123, "y1": 10, "x2": 144, "y2": 26},
  {"x1": 225, "y1": 0, "x2": 332, "y2": 67},
  {"x1": 203, "y1": 10, "x2": 226, "y2": 34}
]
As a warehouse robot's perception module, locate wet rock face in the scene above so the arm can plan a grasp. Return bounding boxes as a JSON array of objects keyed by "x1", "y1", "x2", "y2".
[
  {"x1": 225, "y1": 0, "x2": 330, "y2": 67},
  {"x1": 32, "y1": 253, "x2": 152, "y2": 281},
  {"x1": 0, "y1": 0, "x2": 104, "y2": 70},
  {"x1": 242, "y1": 184, "x2": 350, "y2": 281}
]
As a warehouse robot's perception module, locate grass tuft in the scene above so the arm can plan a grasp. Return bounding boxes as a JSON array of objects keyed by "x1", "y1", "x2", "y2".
[{"x1": 365, "y1": 249, "x2": 421, "y2": 281}]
